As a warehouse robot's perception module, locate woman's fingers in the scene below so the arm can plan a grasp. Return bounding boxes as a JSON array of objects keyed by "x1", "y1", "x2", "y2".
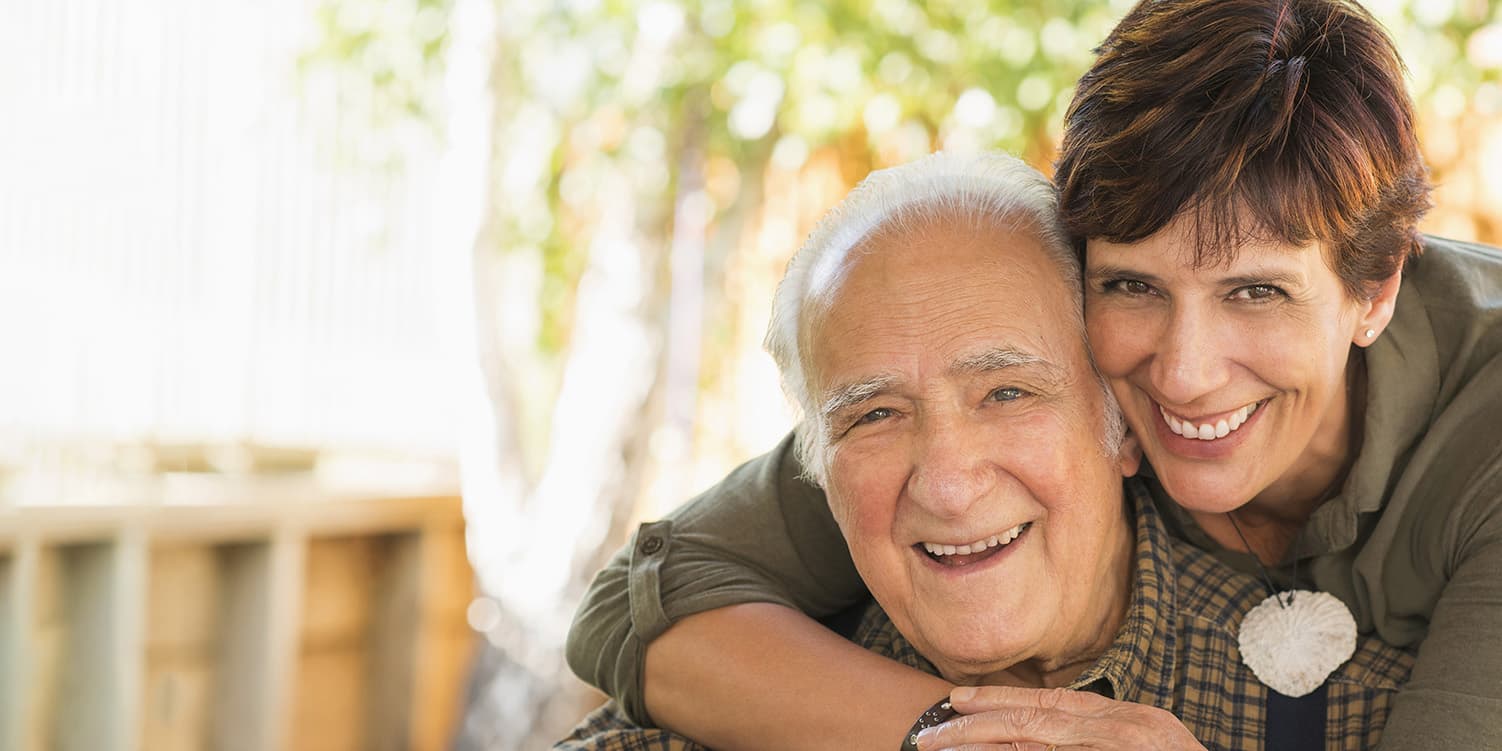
[
  {"x1": 949, "y1": 685, "x2": 1110, "y2": 715},
  {"x1": 934, "y1": 744, "x2": 1059, "y2": 751},
  {"x1": 914, "y1": 706, "x2": 1080, "y2": 749}
]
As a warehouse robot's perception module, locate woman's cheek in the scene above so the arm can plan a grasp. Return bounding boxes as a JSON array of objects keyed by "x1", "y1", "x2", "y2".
[{"x1": 1085, "y1": 309, "x2": 1142, "y2": 376}]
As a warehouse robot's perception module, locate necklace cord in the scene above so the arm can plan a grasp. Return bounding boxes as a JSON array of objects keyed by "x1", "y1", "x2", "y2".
[{"x1": 1226, "y1": 512, "x2": 1295, "y2": 608}]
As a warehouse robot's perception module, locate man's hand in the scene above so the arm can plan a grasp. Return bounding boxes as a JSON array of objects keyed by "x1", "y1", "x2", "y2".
[{"x1": 914, "y1": 686, "x2": 1207, "y2": 751}]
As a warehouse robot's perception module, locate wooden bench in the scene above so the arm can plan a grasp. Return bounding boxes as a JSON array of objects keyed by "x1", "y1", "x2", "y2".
[{"x1": 0, "y1": 484, "x2": 473, "y2": 751}]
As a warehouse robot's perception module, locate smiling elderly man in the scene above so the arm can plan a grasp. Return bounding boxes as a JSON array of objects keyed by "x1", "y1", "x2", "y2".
[{"x1": 557, "y1": 153, "x2": 1411, "y2": 751}]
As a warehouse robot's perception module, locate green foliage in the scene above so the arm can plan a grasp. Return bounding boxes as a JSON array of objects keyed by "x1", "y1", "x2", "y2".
[{"x1": 298, "y1": 0, "x2": 455, "y2": 168}]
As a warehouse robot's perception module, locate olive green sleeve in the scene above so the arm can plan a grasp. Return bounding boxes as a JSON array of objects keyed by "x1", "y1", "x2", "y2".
[
  {"x1": 1376, "y1": 464, "x2": 1502, "y2": 748},
  {"x1": 564, "y1": 430, "x2": 868, "y2": 724}
]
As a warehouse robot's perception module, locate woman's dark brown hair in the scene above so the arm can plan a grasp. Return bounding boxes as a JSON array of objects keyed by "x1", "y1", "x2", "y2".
[{"x1": 1054, "y1": 0, "x2": 1432, "y2": 297}]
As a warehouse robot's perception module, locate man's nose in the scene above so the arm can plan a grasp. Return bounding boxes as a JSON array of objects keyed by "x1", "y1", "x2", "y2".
[
  {"x1": 1150, "y1": 304, "x2": 1232, "y2": 406},
  {"x1": 906, "y1": 415, "x2": 994, "y2": 518}
]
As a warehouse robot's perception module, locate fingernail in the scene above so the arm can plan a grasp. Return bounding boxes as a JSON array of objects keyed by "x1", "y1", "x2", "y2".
[
  {"x1": 950, "y1": 686, "x2": 976, "y2": 703},
  {"x1": 915, "y1": 727, "x2": 938, "y2": 749}
]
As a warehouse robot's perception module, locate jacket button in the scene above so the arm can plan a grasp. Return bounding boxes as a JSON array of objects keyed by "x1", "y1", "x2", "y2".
[{"x1": 639, "y1": 536, "x2": 663, "y2": 555}]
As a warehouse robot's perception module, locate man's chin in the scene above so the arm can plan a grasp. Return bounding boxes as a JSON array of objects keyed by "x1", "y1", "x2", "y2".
[{"x1": 916, "y1": 629, "x2": 1032, "y2": 683}]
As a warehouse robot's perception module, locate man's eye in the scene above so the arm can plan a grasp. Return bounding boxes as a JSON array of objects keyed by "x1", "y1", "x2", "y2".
[
  {"x1": 855, "y1": 407, "x2": 894, "y2": 426},
  {"x1": 988, "y1": 387, "x2": 1024, "y2": 402},
  {"x1": 1230, "y1": 284, "x2": 1285, "y2": 301}
]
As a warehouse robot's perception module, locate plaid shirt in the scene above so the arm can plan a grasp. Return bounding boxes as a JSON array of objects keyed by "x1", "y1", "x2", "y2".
[{"x1": 557, "y1": 481, "x2": 1413, "y2": 750}]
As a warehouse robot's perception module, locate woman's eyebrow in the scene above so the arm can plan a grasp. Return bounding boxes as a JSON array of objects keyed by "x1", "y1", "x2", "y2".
[
  {"x1": 1217, "y1": 270, "x2": 1306, "y2": 288},
  {"x1": 1083, "y1": 263, "x2": 1162, "y2": 285},
  {"x1": 1085, "y1": 263, "x2": 1305, "y2": 290}
]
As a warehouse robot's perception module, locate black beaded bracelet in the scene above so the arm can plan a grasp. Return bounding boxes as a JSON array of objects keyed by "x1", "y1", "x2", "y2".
[{"x1": 900, "y1": 697, "x2": 959, "y2": 751}]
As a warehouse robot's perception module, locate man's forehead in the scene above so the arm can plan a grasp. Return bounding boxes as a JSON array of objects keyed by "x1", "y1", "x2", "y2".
[
  {"x1": 800, "y1": 211, "x2": 1085, "y2": 385},
  {"x1": 806, "y1": 211, "x2": 1046, "y2": 302}
]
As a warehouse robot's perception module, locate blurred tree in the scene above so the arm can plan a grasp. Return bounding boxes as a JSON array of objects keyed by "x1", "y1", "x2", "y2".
[{"x1": 298, "y1": 0, "x2": 1501, "y2": 746}]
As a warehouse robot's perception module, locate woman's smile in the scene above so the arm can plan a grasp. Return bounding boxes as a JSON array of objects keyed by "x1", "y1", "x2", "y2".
[
  {"x1": 1157, "y1": 400, "x2": 1263, "y2": 441},
  {"x1": 1149, "y1": 397, "x2": 1270, "y2": 460}
]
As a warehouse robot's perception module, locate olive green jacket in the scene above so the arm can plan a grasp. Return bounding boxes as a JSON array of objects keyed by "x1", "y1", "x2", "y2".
[{"x1": 565, "y1": 235, "x2": 1502, "y2": 747}]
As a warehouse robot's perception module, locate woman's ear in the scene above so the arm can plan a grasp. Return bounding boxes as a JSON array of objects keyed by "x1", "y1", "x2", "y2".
[
  {"x1": 1355, "y1": 271, "x2": 1402, "y2": 347},
  {"x1": 1118, "y1": 430, "x2": 1143, "y2": 478}
]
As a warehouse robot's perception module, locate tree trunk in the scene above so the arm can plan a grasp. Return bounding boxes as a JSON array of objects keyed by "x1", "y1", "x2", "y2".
[{"x1": 450, "y1": 18, "x2": 715, "y2": 751}]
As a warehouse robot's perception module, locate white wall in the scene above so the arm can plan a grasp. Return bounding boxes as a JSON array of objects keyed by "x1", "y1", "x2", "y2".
[{"x1": 0, "y1": 0, "x2": 457, "y2": 460}]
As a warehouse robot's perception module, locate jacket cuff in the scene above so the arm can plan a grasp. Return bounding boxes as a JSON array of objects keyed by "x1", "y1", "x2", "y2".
[{"x1": 623, "y1": 520, "x2": 674, "y2": 724}]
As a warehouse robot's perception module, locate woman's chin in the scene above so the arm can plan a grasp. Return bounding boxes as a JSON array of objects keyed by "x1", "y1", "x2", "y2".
[{"x1": 1147, "y1": 457, "x2": 1259, "y2": 514}]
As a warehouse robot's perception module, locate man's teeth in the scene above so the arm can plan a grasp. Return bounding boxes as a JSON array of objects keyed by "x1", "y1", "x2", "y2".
[
  {"x1": 1160, "y1": 402, "x2": 1260, "y2": 441},
  {"x1": 923, "y1": 523, "x2": 1028, "y2": 557}
]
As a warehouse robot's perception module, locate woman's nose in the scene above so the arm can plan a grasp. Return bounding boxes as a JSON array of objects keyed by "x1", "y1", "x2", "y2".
[{"x1": 1149, "y1": 306, "x2": 1231, "y2": 406}]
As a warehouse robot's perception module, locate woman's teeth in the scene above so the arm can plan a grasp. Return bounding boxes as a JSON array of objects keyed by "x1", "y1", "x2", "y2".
[
  {"x1": 923, "y1": 522, "x2": 1029, "y2": 557},
  {"x1": 1160, "y1": 402, "x2": 1260, "y2": 441}
]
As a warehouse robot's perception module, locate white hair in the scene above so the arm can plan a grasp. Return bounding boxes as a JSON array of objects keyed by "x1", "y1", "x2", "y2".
[{"x1": 762, "y1": 151, "x2": 1124, "y2": 484}]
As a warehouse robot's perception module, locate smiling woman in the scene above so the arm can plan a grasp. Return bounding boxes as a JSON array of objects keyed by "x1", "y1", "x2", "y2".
[{"x1": 1083, "y1": 218, "x2": 1385, "y2": 525}]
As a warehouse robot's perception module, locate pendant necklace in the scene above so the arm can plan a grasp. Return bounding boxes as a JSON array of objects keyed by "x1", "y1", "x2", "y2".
[{"x1": 1226, "y1": 512, "x2": 1357, "y2": 697}]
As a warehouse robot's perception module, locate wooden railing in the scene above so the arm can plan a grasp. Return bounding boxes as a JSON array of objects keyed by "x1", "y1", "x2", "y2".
[{"x1": 0, "y1": 487, "x2": 474, "y2": 751}]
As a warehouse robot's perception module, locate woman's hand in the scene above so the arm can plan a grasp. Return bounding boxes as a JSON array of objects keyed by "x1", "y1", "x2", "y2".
[{"x1": 914, "y1": 686, "x2": 1207, "y2": 751}]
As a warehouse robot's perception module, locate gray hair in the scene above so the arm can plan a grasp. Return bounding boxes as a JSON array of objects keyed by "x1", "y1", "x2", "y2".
[{"x1": 762, "y1": 151, "x2": 1124, "y2": 484}]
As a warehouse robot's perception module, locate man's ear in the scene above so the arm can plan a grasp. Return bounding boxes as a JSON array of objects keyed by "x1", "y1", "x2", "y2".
[
  {"x1": 1355, "y1": 270, "x2": 1402, "y2": 347},
  {"x1": 1118, "y1": 430, "x2": 1142, "y2": 478}
]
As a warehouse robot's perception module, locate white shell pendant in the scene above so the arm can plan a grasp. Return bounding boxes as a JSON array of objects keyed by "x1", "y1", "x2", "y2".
[{"x1": 1237, "y1": 590, "x2": 1357, "y2": 697}]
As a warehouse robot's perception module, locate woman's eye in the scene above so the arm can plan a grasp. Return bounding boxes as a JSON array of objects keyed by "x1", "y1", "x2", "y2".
[
  {"x1": 854, "y1": 407, "x2": 894, "y2": 426},
  {"x1": 1230, "y1": 284, "x2": 1285, "y2": 301},
  {"x1": 1105, "y1": 278, "x2": 1155, "y2": 296},
  {"x1": 988, "y1": 387, "x2": 1025, "y2": 402}
]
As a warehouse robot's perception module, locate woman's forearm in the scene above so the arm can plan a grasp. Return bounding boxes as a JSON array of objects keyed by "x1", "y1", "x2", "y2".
[{"x1": 644, "y1": 602, "x2": 953, "y2": 751}]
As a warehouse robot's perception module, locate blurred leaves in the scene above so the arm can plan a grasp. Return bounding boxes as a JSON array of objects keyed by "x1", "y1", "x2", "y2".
[{"x1": 298, "y1": 0, "x2": 455, "y2": 168}]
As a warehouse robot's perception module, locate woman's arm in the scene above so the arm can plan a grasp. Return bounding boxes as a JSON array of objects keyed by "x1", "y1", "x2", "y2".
[
  {"x1": 1373, "y1": 471, "x2": 1502, "y2": 748},
  {"x1": 567, "y1": 432, "x2": 921, "y2": 732},
  {"x1": 645, "y1": 603, "x2": 953, "y2": 750}
]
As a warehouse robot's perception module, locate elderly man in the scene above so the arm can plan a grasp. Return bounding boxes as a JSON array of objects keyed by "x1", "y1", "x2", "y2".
[{"x1": 557, "y1": 152, "x2": 1410, "y2": 750}]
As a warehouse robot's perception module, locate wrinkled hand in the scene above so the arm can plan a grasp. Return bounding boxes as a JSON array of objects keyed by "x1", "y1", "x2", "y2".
[{"x1": 914, "y1": 686, "x2": 1207, "y2": 751}]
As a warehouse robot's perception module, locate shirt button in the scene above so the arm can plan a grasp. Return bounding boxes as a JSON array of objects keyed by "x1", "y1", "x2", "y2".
[{"x1": 639, "y1": 536, "x2": 663, "y2": 555}]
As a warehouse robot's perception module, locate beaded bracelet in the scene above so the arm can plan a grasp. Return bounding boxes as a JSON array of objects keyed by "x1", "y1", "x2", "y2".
[{"x1": 900, "y1": 697, "x2": 959, "y2": 751}]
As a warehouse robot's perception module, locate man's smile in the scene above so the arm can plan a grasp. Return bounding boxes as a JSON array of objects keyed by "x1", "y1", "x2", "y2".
[{"x1": 915, "y1": 522, "x2": 1033, "y2": 568}]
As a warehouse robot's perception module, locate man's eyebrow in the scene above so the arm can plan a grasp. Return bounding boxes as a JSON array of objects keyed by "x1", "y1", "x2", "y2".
[
  {"x1": 950, "y1": 347, "x2": 1044, "y2": 375},
  {"x1": 819, "y1": 374, "x2": 897, "y2": 418}
]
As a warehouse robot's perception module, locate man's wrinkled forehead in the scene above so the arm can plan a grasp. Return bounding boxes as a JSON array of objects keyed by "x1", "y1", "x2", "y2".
[
  {"x1": 809, "y1": 222, "x2": 1086, "y2": 376},
  {"x1": 800, "y1": 210, "x2": 1044, "y2": 329}
]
